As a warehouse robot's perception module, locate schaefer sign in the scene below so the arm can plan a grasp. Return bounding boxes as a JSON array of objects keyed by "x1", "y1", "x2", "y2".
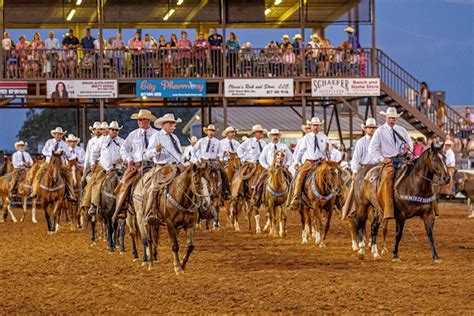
[
  {"x1": 311, "y1": 78, "x2": 380, "y2": 97},
  {"x1": 136, "y1": 79, "x2": 206, "y2": 98},
  {"x1": 224, "y1": 79, "x2": 294, "y2": 97},
  {"x1": 0, "y1": 81, "x2": 28, "y2": 98},
  {"x1": 47, "y1": 80, "x2": 118, "y2": 99}
]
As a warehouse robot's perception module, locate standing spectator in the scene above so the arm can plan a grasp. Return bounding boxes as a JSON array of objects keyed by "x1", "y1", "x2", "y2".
[
  {"x1": 280, "y1": 35, "x2": 291, "y2": 49},
  {"x1": 318, "y1": 39, "x2": 331, "y2": 76},
  {"x1": 440, "y1": 140, "x2": 456, "y2": 197},
  {"x1": 292, "y1": 34, "x2": 303, "y2": 50},
  {"x1": 267, "y1": 41, "x2": 282, "y2": 77},
  {"x1": 359, "y1": 49, "x2": 367, "y2": 77},
  {"x1": 80, "y1": 28, "x2": 95, "y2": 50},
  {"x1": 44, "y1": 31, "x2": 59, "y2": 77},
  {"x1": 437, "y1": 100, "x2": 446, "y2": 131},
  {"x1": 282, "y1": 44, "x2": 296, "y2": 76},
  {"x1": 143, "y1": 34, "x2": 154, "y2": 77},
  {"x1": 256, "y1": 49, "x2": 269, "y2": 77},
  {"x1": 208, "y1": 27, "x2": 223, "y2": 77},
  {"x1": 16, "y1": 35, "x2": 29, "y2": 78},
  {"x1": 170, "y1": 33, "x2": 179, "y2": 63},
  {"x1": 304, "y1": 43, "x2": 314, "y2": 76},
  {"x1": 194, "y1": 32, "x2": 208, "y2": 77},
  {"x1": 460, "y1": 106, "x2": 474, "y2": 140},
  {"x1": 308, "y1": 34, "x2": 320, "y2": 75},
  {"x1": 177, "y1": 31, "x2": 192, "y2": 77},
  {"x1": 226, "y1": 32, "x2": 239, "y2": 77},
  {"x1": 345, "y1": 26, "x2": 360, "y2": 52},
  {"x1": 93, "y1": 32, "x2": 106, "y2": 75},
  {"x1": 420, "y1": 82, "x2": 431, "y2": 115},
  {"x1": 128, "y1": 32, "x2": 144, "y2": 77},
  {"x1": 62, "y1": 29, "x2": 80, "y2": 77},
  {"x1": 112, "y1": 32, "x2": 125, "y2": 77},
  {"x1": 2, "y1": 32, "x2": 14, "y2": 77},
  {"x1": 413, "y1": 136, "x2": 425, "y2": 157},
  {"x1": 453, "y1": 135, "x2": 463, "y2": 168},
  {"x1": 30, "y1": 33, "x2": 44, "y2": 78},
  {"x1": 163, "y1": 42, "x2": 174, "y2": 77},
  {"x1": 240, "y1": 42, "x2": 256, "y2": 77}
]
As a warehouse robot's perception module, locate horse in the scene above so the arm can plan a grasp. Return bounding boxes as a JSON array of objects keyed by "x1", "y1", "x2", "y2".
[
  {"x1": 0, "y1": 171, "x2": 20, "y2": 223},
  {"x1": 223, "y1": 153, "x2": 242, "y2": 229},
  {"x1": 0, "y1": 156, "x2": 13, "y2": 176},
  {"x1": 62, "y1": 158, "x2": 82, "y2": 230},
  {"x1": 354, "y1": 144, "x2": 450, "y2": 262},
  {"x1": 17, "y1": 159, "x2": 44, "y2": 223},
  {"x1": 37, "y1": 152, "x2": 66, "y2": 234},
  {"x1": 263, "y1": 150, "x2": 290, "y2": 237},
  {"x1": 299, "y1": 160, "x2": 343, "y2": 247},
  {"x1": 198, "y1": 160, "x2": 224, "y2": 230}
]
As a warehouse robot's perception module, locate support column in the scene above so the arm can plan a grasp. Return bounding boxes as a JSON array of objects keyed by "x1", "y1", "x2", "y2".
[
  {"x1": 301, "y1": 94, "x2": 307, "y2": 127},
  {"x1": 97, "y1": 0, "x2": 104, "y2": 79},
  {"x1": 82, "y1": 105, "x2": 88, "y2": 144},
  {"x1": 370, "y1": 0, "x2": 377, "y2": 118},
  {"x1": 76, "y1": 106, "x2": 80, "y2": 137},
  {"x1": 223, "y1": 97, "x2": 228, "y2": 128},
  {"x1": 99, "y1": 99, "x2": 105, "y2": 121},
  {"x1": 323, "y1": 103, "x2": 327, "y2": 132},
  {"x1": 349, "y1": 108, "x2": 353, "y2": 149},
  {"x1": 334, "y1": 104, "x2": 343, "y2": 145},
  {"x1": 220, "y1": 0, "x2": 227, "y2": 77},
  {"x1": 0, "y1": 0, "x2": 4, "y2": 79},
  {"x1": 299, "y1": 0, "x2": 305, "y2": 77}
]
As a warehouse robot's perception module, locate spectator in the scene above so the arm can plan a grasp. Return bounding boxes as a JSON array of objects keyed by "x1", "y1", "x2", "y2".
[
  {"x1": 8, "y1": 48, "x2": 18, "y2": 78},
  {"x1": 267, "y1": 41, "x2": 282, "y2": 77},
  {"x1": 226, "y1": 32, "x2": 239, "y2": 77},
  {"x1": 177, "y1": 31, "x2": 192, "y2": 77},
  {"x1": 420, "y1": 82, "x2": 431, "y2": 115},
  {"x1": 256, "y1": 49, "x2": 269, "y2": 77},
  {"x1": 30, "y1": 32, "x2": 44, "y2": 77},
  {"x1": 15, "y1": 35, "x2": 28, "y2": 78},
  {"x1": 80, "y1": 51, "x2": 94, "y2": 78},
  {"x1": 143, "y1": 34, "x2": 154, "y2": 77},
  {"x1": 62, "y1": 29, "x2": 80, "y2": 49},
  {"x1": 413, "y1": 136, "x2": 425, "y2": 157},
  {"x1": 80, "y1": 28, "x2": 95, "y2": 50},
  {"x1": 304, "y1": 44, "x2": 314, "y2": 76},
  {"x1": 359, "y1": 49, "x2": 367, "y2": 77},
  {"x1": 128, "y1": 32, "x2": 144, "y2": 77},
  {"x1": 280, "y1": 34, "x2": 291, "y2": 49},
  {"x1": 2, "y1": 32, "x2": 14, "y2": 51},
  {"x1": 460, "y1": 107, "x2": 474, "y2": 140},
  {"x1": 318, "y1": 39, "x2": 330, "y2": 76},
  {"x1": 208, "y1": 27, "x2": 223, "y2": 77},
  {"x1": 292, "y1": 34, "x2": 303, "y2": 50},
  {"x1": 112, "y1": 32, "x2": 125, "y2": 77},
  {"x1": 308, "y1": 34, "x2": 320, "y2": 75},
  {"x1": 436, "y1": 100, "x2": 446, "y2": 130},
  {"x1": 440, "y1": 140, "x2": 456, "y2": 197},
  {"x1": 240, "y1": 42, "x2": 256, "y2": 77},
  {"x1": 170, "y1": 33, "x2": 179, "y2": 62},
  {"x1": 194, "y1": 32, "x2": 208, "y2": 77},
  {"x1": 344, "y1": 26, "x2": 360, "y2": 52},
  {"x1": 163, "y1": 42, "x2": 174, "y2": 77},
  {"x1": 62, "y1": 29, "x2": 80, "y2": 77},
  {"x1": 105, "y1": 36, "x2": 115, "y2": 77},
  {"x1": 453, "y1": 135, "x2": 463, "y2": 168},
  {"x1": 282, "y1": 44, "x2": 296, "y2": 76},
  {"x1": 44, "y1": 31, "x2": 59, "y2": 51}
]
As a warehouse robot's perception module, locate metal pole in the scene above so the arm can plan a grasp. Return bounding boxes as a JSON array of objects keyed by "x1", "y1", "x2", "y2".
[
  {"x1": 99, "y1": 99, "x2": 105, "y2": 121},
  {"x1": 97, "y1": 0, "x2": 104, "y2": 78},
  {"x1": 323, "y1": 103, "x2": 327, "y2": 132},
  {"x1": 223, "y1": 97, "x2": 228, "y2": 127},
  {"x1": 0, "y1": 0, "x2": 4, "y2": 79},
  {"x1": 349, "y1": 108, "x2": 353, "y2": 149},
  {"x1": 82, "y1": 105, "x2": 88, "y2": 144},
  {"x1": 220, "y1": 0, "x2": 226, "y2": 78},
  {"x1": 302, "y1": 94, "x2": 307, "y2": 126},
  {"x1": 334, "y1": 104, "x2": 344, "y2": 145},
  {"x1": 76, "y1": 106, "x2": 80, "y2": 137},
  {"x1": 370, "y1": 0, "x2": 377, "y2": 118},
  {"x1": 300, "y1": 0, "x2": 305, "y2": 77}
]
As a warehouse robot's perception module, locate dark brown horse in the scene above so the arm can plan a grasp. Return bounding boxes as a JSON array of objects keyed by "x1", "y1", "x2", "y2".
[
  {"x1": 198, "y1": 160, "x2": 225, "y2": 230},
  {"x1": 38, "y1": 153, "x2": 66, "y2": 234},
  {"x1": 354, "y1": 144, "x2": 450, "y2": 262}
]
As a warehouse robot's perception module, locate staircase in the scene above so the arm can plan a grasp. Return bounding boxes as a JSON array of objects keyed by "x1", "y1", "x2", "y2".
[{"x1": 375, "y1": 49, "x2": 462, "y2": 138}]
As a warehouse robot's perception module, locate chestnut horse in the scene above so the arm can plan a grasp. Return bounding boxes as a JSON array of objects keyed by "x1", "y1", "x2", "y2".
[
  {"x1": 354, "y1": 144, "x2": 450, "y2": 262},
  {"x1": 17, "y1": 159, "x2": 44, "y2": 223},
  {"x1": 0, "y1": 171, "x2": 19, "y2": 223},
  {"x1": 63, "y1": 158, "x2": 83, "y2": 230},
  {"x1": 38, "y1": 153, "x2": 66, "y2": 234}
]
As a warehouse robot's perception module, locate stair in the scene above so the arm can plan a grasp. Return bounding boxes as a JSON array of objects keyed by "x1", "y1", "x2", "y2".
[{"x1": 376, "y1": 49, "x2": 462, "y2": 138}]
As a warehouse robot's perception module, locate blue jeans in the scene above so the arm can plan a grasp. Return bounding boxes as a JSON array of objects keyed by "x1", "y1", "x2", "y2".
[{"x1": 114, "y1": 57, "x2": 123, "y2": 77}]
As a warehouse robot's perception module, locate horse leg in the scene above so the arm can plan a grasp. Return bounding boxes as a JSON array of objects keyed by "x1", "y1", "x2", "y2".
[
  {"x1": 313, "y1": 208, "x2": 322, "y2": 246},
  {"x1": 167, "y1": 224, "x2": 183, "y2": 275},
  {"x1": 347, "y1": 217, "x2": 359, "y2": 251},
  {"x1": 6, "y1": 197, "x2": 17, "y2": 223},
  {"x1": 119, "y1": 219, "x2": 126, "y2": 253},
  {"x1": 106, "y1": 218, "x2": 115, "y2": 253},
  {"x1": 20, "y1": 196, "x2": 27, "y2": 222},
  {"x1": 254, "y1": 205, "x2": 261, "y2": 234},
  {"x1": 44, "y1": 204, "x2": 52, "y2": 233},
  {"x1": 280, "y1": 205, "x2": 287, "y2": 237},
  {"x1": 392, "y1": 218, "x2": 405, "y2": 262},
  {"x1": 90, "y1": 215, "x2": 97, "y2": 246},
  {"x1": 31, "y1": 198, "x2": 38, "y2": 223},
  {"x1": 355, "y1": 205, "x2": 368, "y2": 259},
  {"x1": 320, "y1": 209, "x2": 332, "y2": 248},
  {"x1": 300, "y1": 206, "x2": 309, "y2": 244},
  {"x1": 370, "y1": 215, "x2": 382, "y2": 260},
  {"x1": 381, "y1": 220, "x2": 389, "y2": 255},
  {"x1": 423, "y1": 213, "x2": 441, "y2": 263},
  {"x1": 181, "y1": 226, "x2": 195, "y2": 270},
  {"x1": 213, "y1": 200, "x2": 220, "y2": 230},
  {"x1": 126, "y1": 215, "x2": 139, "y2": 261},
  {"x1": 152, "y1": 224, "x2": 159, "y2": 263},
  {"x1": 267, "y1": 201, "x2": 274, "y2": 236}
]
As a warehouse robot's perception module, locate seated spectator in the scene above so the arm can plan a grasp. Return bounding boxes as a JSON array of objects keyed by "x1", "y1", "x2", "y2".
[
  {"x1": 80, "y1": 51, "x2": 94, "y2": 78},
  {"x1": 240, "y1": 42, "x2": 256, "y2": 77}
]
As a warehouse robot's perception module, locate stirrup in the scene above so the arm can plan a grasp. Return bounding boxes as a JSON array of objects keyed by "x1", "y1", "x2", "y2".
[{"x1": 145, "y1": 214, "x2": 158, "y2": 224}]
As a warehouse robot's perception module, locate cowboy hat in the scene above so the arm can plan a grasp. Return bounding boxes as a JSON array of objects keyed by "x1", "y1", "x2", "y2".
[
  {"x1": 282, "y1": 34, "x2": 290, "y2": 40},
  {"x1": 89, "y1": 121, "x2": 101, "y2": 131},
  {"x1": 267, "y1": 128, "x2": 281, "y2": 138},
  {"x1": 154, "y1": 113, "x2": 182, "y2": 128},
  {"x1": 301, "y1": 124, "x2": 310, "y2": 132},
  {"x1": 293, "y1": 34, "x2": 302, "y2": 40},
  {"x1": 306, "y1": 117, "x2": 324, "y2": 125},
  {"x1": 241, "y1": 136, "x2": 248, "y2": 142},
  {"x1": 50, "y1": 127, "x2": 67, "y2": 137},
  {"x1": 444, "y1": 139, "x2": 454, "y2": 146},
  {"x1": 311, "y1": 33, "x2": 320, "y2": 39},
  {"x1": 108, "y1": 121, "x2": 123, "y2": 130},
  {"x1": 380, "y1": 107, "x2": 402, "y2": 118},
  {"x1": 344, "y1": 26, "x2": 355, "y2": 33},
  {"x1": 221, "y1": 126, "x2": 237, "y2": 137},
  {"x1": 203, "y1": 124, "x2": 218, "y2": 133},
  {"x1": 188, "y1": 136, "x2": 198, "y2": 144},
  {"x1": 248, "y1": 124, "x2": 267, "y2": 136},
  {"x1": 100, "y1": 122, "x2": 109, "y2": 129},
  {"x1": 14, "y1": 141, "x2": 26, "y2": 150},
  {"x1": 65, "y1": 134, "x2": 80, "y2": 143},
  {"x1": 361, "y1": 117, "x2": 377, "y2": 130},
  {"x1": 130, "y1": 109, "x2": 157, "y2": 121}
]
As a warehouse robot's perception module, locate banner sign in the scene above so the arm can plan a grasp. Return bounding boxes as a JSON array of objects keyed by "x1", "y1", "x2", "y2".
[
  {"x1": 224, "y1": 79, "x2": 294, "y2": 97},
  {"x1": 47, "y1": 80, "x2": 118, "y2": 99},
  {"x1": 136, "y1": 79, "x2": 206, "y2": 98},
  {"x1": 311, "y1": 78, "x2": 380, "y2": 97},
  {"x1": 0, "y1": 81, "x2": 28, "y2": 98}
]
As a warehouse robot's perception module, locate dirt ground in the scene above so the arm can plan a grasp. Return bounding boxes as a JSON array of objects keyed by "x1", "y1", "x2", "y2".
[{"x1": 0, "y1": 202, "x2": 473, "y2": 314}]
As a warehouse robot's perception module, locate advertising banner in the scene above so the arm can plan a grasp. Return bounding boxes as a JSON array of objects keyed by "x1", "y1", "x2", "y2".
[
  {"x1": 0, "y1": 81, "x2": 28, "y2": 98},
  {"x1": 224, "y1": 79, "x2": 294, "y2": 97},
  {"x1": 311, "y1": 78, "x2": 380, "y2": 97},
  {"x1": 136, "y1": 79, "x2": 206, "y2": 98},
  {"x1": 47, "y1": 80, "x2": 118, "y2": 99}
]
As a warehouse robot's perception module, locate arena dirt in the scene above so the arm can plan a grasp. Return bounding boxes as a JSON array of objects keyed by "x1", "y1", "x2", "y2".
[{"x1": 0, "y1": 203, "x2": 473, "y2": 314}]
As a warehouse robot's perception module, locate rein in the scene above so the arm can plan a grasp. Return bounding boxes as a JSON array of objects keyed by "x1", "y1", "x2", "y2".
[{"x1": 39, "y1": 183, "x2": 65, "y2": 192}]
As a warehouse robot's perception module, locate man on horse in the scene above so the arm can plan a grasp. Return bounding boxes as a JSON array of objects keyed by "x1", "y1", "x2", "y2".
[
  {"x1": 31, "y1": 127, "x2": 77, "y2": 201},
  {"x1": 193, "y1": 124, "x2": 231, "y2": 199},
  {"x1": 84, "y1": 121, "x2": 124, "y2": 215},
  {"x1": 368, "y1": 107, "x2": 413, "y2": 220},
  {"x1": 113, "y1": 109, "x2": 158, "y2": 219},
  {"x1": 84, "y1": 122, "x2": 102, "y2": 176},
  {"x1": 288, "y1": 117, "x2": 332, "y2": 210},
  {"x1": 220, "y1": 126, "x2": 240, "y2": 161},
  {"x1": 12, "y1": 141, "x2": 33, "y2": 170},
  {"x1": 253, "y1": 129, "x2": 293, "y2": 208},
  {"x1": 183, "y1": 136, "x2": 198, "y2": 163},
  {"x1": 66, "y1": 134, "x2": 85, "y2": 170}
]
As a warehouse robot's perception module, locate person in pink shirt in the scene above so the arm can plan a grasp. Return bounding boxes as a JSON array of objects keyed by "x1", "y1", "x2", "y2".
[
  {"x1": 359, "y1": 49, "x2": 367, "y2": 77},
  {"x1": 282, "y1": 44, "x2": 296, "y2": 76},
  {"x1": 177, "y1": 31, "x2": 192, "y2": 77},
  {"x1": 16, "y1": 35, "x2": 29, "y2": 78},
  {"x1": 128, "y1": 32, "x2": 144, "y2": 77},
  {"x1": 194, "y1": 32, "x2": 208, "y2": 77},
  {"x1": 412, "y1": 136, "x2": 425, "y2": 158}
]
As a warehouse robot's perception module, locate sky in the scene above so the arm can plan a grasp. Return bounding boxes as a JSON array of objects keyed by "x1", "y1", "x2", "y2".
[{"x1": 0, "y1": 0, "x2": 473, "y2": 150}]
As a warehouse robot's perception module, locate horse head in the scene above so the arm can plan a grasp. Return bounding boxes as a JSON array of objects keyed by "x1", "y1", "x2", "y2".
[
  {"x1": 271, "y1": 150, "x2": 286, "y2": 170},
  {"x1": 315, "y1": 160, "x2": 343, "y2": 195},
  {"x1": 48, "y1": 152, "x2": 63, "y2": 182},
  {"x1": 420, "y1": 143, "x2": 450, "y2": 185},
  {"x1": 203, "y1": 161, "x2": 222, "y2": 198},
  {"x1": 191, "y1": 161, "x2": 210, "y2": 198}
]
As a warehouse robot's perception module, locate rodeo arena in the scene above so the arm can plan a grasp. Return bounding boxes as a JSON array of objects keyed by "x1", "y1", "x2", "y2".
[{"x1": 0, "y1": 0, "x2": 473, "y2": 314}]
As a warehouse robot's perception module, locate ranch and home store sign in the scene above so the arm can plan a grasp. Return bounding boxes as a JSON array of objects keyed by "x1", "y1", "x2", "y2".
[
  {"x1": 224, "y1": 79, "x2": 294, "y2": 97},
  {"x1": 311, "y1": 78, "x2": 380, "y2": 97}
]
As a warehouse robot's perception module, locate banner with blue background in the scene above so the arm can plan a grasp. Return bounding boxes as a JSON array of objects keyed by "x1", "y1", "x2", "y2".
[{"x1": 136, "y1": 79, "x2": 206, "y2": 98}]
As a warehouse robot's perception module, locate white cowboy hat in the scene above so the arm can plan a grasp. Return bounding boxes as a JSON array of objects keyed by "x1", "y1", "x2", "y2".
[
  {"x1": 188, "y1": 136, "x2": 198, "y2": 144},
  {"x1": 100, "y1": 121, "x2": 109, "y2": 129},
  {"x1": 221, "y1": 126, "x2": 237, "y2": 137},
  {"x1": 243, "y1": 41, "x2": 252, "y2": 48},
  {"x1": 301, "y1": 124, "x2": 310, "y2": 132},
  {"x1": 361, "y1": 117, "x2": 377, "y2": 130},
  {"x1": 380, "y1": 107, "x2": 402, "y2": 118},
  {"x1": 108, "y1": 121, "x2": 123, "y2": 130},
  {"x1": 311, "y1": 33, "x2": 320, "y2": 39},
  {"x1": 444, "y1": 139, "x2": 454, "y2": 146},
  {"x1": 293, "y1": 34, "x2": 302, "y2": 40},
  {"x1": 241, "y1": 136, "x2": 248, "y2": 142},
  {"x1": 50, "y1": 127, "x2": 67, "y2": 137},
  {"x1": 248, "y1": 124, "x2": 267, "y2": 136},
  {"x1": 344, "y1": 26, "x2": 355, "y2": 33},
  {"x1": 14, "y1": 141, "x2": 26, "y2": 150},
  {"x1": 65, "y1": 134, "x2": 80, "y2": 143},
  {"x1": 89, "y1": 121, "x2": 101, "y2": 131},
  {"x1": 267, "y1": 128, "x2": 281, "y2": 137},
  {"x1": 130, "y1": 109, "x2": 157, "y2": 121},
  {"x1": 306, "y1": 117, "x2": 324, "y2": 125},
  {"x1": 282, "y1": 34, "x2": 290, "y2": 40},
  {"x1": 203, "y1": 124, "x2": 218, "y2": 133},
  {"x1": 154, "y1": 113, "x2": 182, "y2": 128}
]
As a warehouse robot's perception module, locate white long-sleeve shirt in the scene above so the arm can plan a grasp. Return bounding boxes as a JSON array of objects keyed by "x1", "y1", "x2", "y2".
[
  {"x1": 68, "y1": 145, "x2": 86, "y2": 167},
  {"x1": 330, "y1": 148, "x2": 343, "y2": 162},
  {"x1": 120, "y1": 127, "x2": 158, "y2": 164},
  {"x1": 237, "y1": 137, "x2": 266, "y2": 163},
  {"x1": 145, "y1": 130, "x2": 183, "y2": 164},
  {"x1": 368, "y1": 123, "x2": 413, "y2": 163},
  {"x1": 42, "y1": 139, "x2": 70, "y2": 163},
  {"x1": 259, "y1": 142, "x2": 293, "y2": 169},
  {"x1": 445, "y1": 148, "x2": 455, "y2": 168},
  {"x1": 295, "y1": 131, "x2": 332, "y2": 164},
  {"x1": 92, "y1": 136, "x2": 125, "y2": 171},
  {"x1": 193, "y1": 137, "x2": 223, "y2": 161},
  {"x1": 84, "y1": 136, "x2": 100, "y2": 169},
  {"x1": 350, "y1": 135, "x2": 373, "y2": 173},
  {"x1": 220, "y1": 138, "x2": 240, "y2": 161},
  {"x1": 293, "y1": 137, "x2": 306, "y2": 164},
  {"x1": 183, "y1": 145, "x2": 196, "y2": 163},
  {"x1": 12, "y1": 150, "x2": 33, "y2": 169}
]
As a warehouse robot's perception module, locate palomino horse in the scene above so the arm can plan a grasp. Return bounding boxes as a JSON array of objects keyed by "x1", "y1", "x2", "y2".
[
  {"x1": 17, "y1": 159, "x2": 44, "y2": 223},
  {"x1": 131, "y1": 162, "x2": 209, "y2": 274},
  {"x1": 63, "y1": 158, "x2": 82, "y2": 230},
  {"x1": 0, "y1": 156, "x2": 13, "y2": 176},
  {"x1": 299, "y1": 160, "x2": 342, "y2": 247},
  {"x1": 38, "y1": 153, "x2": 66, "y2": 234},
  {"x1": 223, "y1": 153, "x2": 241, "y2": 229},
  {"x1": 0, "y1": 171, "x2": 20, "y2": 223},
  {"x1": 263, "y1": 150, "x2": 290, "y2": 237},
  {"x1": 354, "y1": 144, "x2": 450, "y2": 262}
]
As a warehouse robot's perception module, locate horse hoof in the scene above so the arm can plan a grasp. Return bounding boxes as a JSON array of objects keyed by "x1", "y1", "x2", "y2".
[
  {"x1": 120, "y1": 251, "x2": 125, "y2": 255},
  {"x1": 256, "y1": 228, "x2": 261, "y2": 234},
  {"x1": 434, "y1": 259, "x2": 442, "y2": 264},
  {"x1": 302, "y1": 239, "x2": 308, "y2": 244},
  {"x1": 175, "y1": 269, "x2": 184, "y2": 275},
  {"x1": 319, "y1": 242, "x2": 326, "y2": 248},
  {"x1": 133, "y1": 258, "x2": 139, "y2": 262},
  {"x1": 90, "y1": 242, "x2": 96, "y2": 247},
  {"x1": 141, "y1": 262, "x2": 149, "y2": 267},
  {"x1": 13, "y1": 220, "x2": 17, "y2": 224},
  {"x1": 32, "y1": 220, "x2": 38, "y2": 224},
  {"x1": 392, "y1": 257, "x2": 401, "y2": 263},
  {"x1": 373, "y1": 254, "x2": 381, "y2": 260},
  {"x1": 381, "y1": 247, "x2": 388, "y2": 255}
]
